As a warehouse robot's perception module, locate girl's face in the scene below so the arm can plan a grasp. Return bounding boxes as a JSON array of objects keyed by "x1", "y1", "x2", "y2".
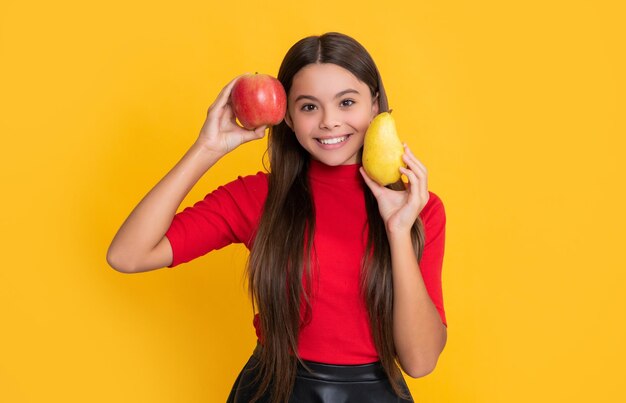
[{"x1": 285, "y1": 63, "x2": 379, "y2": 166}]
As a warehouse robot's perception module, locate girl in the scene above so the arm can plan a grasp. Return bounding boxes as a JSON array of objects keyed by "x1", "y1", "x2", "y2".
[{"x1": 107, "y1": 32, "x2": 447, "y2": 403}]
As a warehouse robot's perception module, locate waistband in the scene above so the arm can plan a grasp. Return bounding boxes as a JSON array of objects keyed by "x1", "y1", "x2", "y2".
[{"x1": 252, "y1": 343, "x2": 388, "y2": 382}]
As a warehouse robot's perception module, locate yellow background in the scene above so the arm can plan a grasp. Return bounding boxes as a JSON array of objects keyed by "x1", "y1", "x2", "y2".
[{"x1": 1, "y1": 0, "x2": 625, "y2": 401}]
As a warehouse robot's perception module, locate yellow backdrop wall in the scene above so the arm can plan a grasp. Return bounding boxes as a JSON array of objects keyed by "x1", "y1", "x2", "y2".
[{"x1": 1, "y1": 0, "x2": 625, "y2": 401}]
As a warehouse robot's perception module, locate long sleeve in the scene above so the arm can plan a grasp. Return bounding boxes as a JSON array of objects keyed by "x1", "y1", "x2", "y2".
[
  {"x1": 164, "y1": 172, "x2": 268, "y2": 268},
  {"x1": 418, "y1": 191, "x2": 447, "y2": 327}
]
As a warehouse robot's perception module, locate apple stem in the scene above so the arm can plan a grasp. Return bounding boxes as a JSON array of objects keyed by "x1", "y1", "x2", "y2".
[{"x1": 389, "y1": 109, "x2": 393, "y2": 114}]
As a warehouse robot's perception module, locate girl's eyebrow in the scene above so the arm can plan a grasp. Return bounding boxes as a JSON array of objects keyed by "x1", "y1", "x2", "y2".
[{"x1": 294, "y1": 89, "x2": 360, "y2": 103}]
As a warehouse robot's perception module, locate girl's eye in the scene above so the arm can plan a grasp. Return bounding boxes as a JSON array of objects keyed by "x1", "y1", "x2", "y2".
[
  {"x1": 301, "y1": 104, "x2": 316, "y2": 112},
  {"x1": 341, "y1": 99, "x2": 355, "y2": 107}
]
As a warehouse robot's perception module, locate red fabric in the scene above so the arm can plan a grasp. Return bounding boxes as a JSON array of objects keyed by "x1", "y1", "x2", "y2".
[{"x1": 165, "y1": 159, "x2": 447, "y2": 364}]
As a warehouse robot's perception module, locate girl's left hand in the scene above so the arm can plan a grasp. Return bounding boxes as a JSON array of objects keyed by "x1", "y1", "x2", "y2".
[{"x1": 360, "y1": 144, "x2": 430, "y2": 235}]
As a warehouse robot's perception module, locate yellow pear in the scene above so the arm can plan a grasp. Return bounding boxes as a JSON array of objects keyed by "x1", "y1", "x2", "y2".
[{"x1": 362, "y1": 111, "x2": 406, "y2": 186}]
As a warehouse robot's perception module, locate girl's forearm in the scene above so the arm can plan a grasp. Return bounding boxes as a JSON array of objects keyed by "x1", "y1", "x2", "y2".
[
  {"x1": 388, "y1": 230, "x2": 447, "y2": 378},
  {"x1": 107, "y1": 141, "x2": 223, "y2": 272}
]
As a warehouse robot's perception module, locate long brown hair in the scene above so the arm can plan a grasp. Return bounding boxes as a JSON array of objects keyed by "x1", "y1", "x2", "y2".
[{"x1": 247, "y1": 32, "x2": 425, "y2": 403}]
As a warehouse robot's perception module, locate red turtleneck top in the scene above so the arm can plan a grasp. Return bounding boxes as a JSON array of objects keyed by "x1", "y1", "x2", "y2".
[{"x1": 165, "y1": 159, "x2": 447, "y2": 364}]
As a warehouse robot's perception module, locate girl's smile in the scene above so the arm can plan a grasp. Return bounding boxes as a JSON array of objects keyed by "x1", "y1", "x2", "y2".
[{"x1": 316, "y1": 133, "x2": 352, "y2": 147}]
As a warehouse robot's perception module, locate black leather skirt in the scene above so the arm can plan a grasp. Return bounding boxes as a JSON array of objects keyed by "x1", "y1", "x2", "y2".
[{"x1": 227, "y1": 345, "x2": 413, "y2": 402}]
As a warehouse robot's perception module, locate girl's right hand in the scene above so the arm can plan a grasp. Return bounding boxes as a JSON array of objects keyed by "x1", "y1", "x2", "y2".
[{"x1": 195, "y1": 74, "x2": 268, "y2": 156}]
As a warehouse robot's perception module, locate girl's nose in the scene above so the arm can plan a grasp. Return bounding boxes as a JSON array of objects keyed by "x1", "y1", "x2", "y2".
[{"x1": 319, "y1": 110, "x2": 341, "y2": 130}]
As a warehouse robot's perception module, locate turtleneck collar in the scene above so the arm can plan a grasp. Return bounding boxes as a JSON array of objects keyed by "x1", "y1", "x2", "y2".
[{"x1": 308, "y1": 159, "x2": 364, "y2": 187}]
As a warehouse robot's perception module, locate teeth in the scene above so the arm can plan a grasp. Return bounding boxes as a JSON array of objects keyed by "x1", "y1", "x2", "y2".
[{"x1": 318, "y1": 136, "x2": 348, "y2": 145}]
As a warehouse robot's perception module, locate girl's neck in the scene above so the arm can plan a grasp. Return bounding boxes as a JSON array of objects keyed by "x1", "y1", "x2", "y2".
[{"x1": 308, "y1": 158, "x2": 363, "y2": 185}]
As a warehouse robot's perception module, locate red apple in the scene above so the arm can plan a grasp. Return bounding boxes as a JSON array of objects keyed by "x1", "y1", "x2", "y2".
[{"x1": 230, "y1": 72, "x2": 287, "y2": 130}]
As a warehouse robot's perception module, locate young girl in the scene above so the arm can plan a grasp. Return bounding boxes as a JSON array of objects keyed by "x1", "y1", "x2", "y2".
[{"x1": 107, "y1": 32, "x2": 447, "y2": 403}]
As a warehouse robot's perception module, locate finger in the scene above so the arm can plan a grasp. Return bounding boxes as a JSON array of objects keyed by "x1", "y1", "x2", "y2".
[
  {"x1": 403, "y1": 143, "x2": 428, "y2": 174},
  {"x1": 402, "y1": 145, "x2": 430, "y2": 204},
  {"x1": 216, "y1": 103, "x2": 239, "y2": 133},
  {"x1": 402, "y1": 156, "x2": 426, "y2": 184},
  {"x1": 223, "y1": 103, "x2": 237, "y2": 124},
  {"x1": 402, "y1": 154, "x2": 428, "y2": 185},
  {"x1": 235, "y1": 125, "x2": 267, "y2": 144},
  {"x1": 404, "y1": 160, "x2": 428, "y2": 203},
  {"x1": 400, "y1": 159, "x2": 429, "y2": 207},
  {"x1": 405, "y1": 165, "x2": 430, "y2": 213},
  {"x1": 399, "y1": 166, "x2": 420, "y2": 203},
  {"x1": 402, "y1": 151, "x2": 426, "y2": 176},
  {"x1": 401, "y1": 154, "x2": 429, "y2": 205},
  {"x1": 252, "y1": 125, "x2": 268, "y2": 139},
  {"x1": 210, "y1": 73, "x2": 251, "y2": 114}
]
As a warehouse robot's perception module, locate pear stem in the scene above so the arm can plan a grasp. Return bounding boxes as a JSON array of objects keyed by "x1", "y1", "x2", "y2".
[{"x1": 389, "y1": 109, "x2": 393, "y2": 114}]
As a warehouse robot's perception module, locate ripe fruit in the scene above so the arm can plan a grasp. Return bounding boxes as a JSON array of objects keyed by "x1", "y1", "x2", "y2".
[
  {"x1": 230, "y1": 72, "x2": 287, "y2": 130},
  {"x1": 362, "y1": 111, "x2": 406, "y2": 186}
]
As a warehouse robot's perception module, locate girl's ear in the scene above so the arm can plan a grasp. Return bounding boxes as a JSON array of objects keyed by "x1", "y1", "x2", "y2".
[
  {"x1": 372, "y1": 92, "x2": 380, "y2": 117},
  {"x1": 284, "y1": 110, "x2": 294, "y2": 130}
]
